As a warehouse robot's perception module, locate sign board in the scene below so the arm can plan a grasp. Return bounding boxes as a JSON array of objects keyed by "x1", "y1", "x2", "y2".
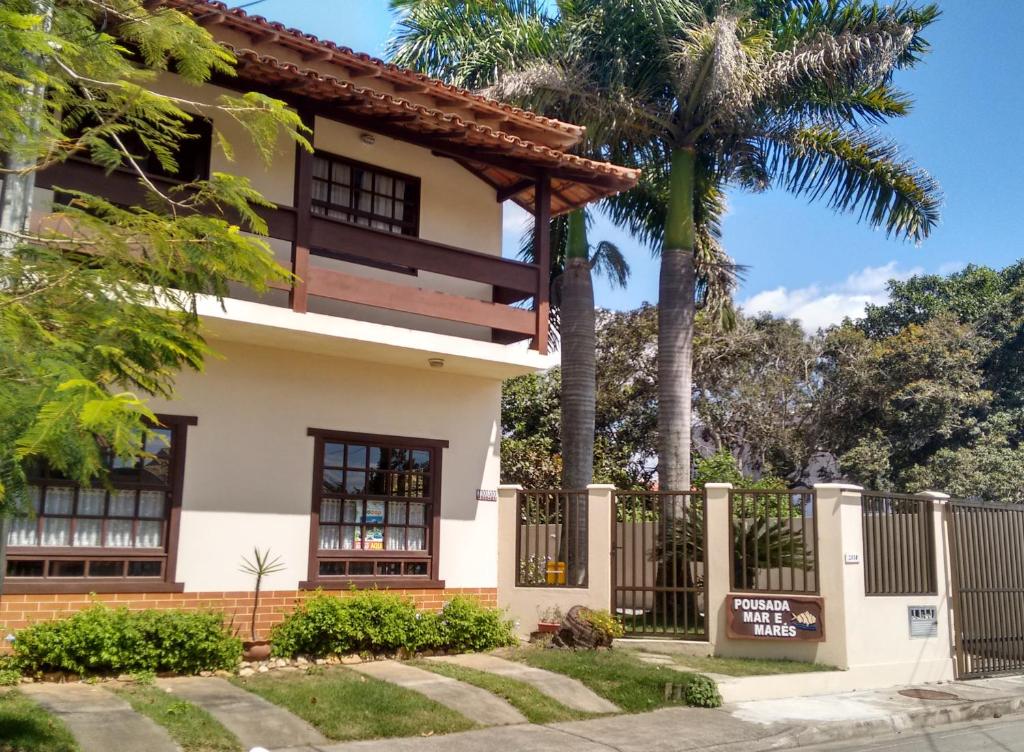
[
  {"x1": 726, "y1": 594, "x2": 825, "y2": 641},
  {"x1": 475, "y1": 489, "x2": 498, "y2": 502},
  {"x1": 844, "y1": 553, "x2": 861, "y2": 565}
]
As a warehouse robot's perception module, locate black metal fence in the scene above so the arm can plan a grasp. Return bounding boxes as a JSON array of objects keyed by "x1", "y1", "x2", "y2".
[
  {"x1": 861, "y1": 492, "x2": 937, "y2": 596},
  {"x1": 949, "y1": 499, "x2": 1024, "y2": 678},
  {"x1": 612, "y1": 490, "x2": 707, "y2": 639},
  {"x1": 515, "y1": 489, "x2": 588, "y2": 588},
  {"x1": 729, "y1": 488, "x2": 818, "y2": 594}
]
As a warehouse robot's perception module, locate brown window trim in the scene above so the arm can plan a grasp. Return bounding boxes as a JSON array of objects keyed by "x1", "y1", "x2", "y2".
[
  {"x1": 310, "y1": 150, "x2": 422, "y2": 239},
  {"x1": 304, "y1": 428, "x2": 447, "y2": 590},
  {"x1": 4, "y1": 414, "x2": 195, "y2": 595}
]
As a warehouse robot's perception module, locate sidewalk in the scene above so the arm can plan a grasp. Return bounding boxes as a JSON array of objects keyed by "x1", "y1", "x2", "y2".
[{"x1": 286, "y1": 674, "x2": 1024, "y2": 752}]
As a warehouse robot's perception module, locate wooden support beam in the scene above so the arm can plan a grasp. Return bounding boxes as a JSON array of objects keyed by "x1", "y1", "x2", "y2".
[
  {"x1": 532, "y1": 172, "x2": 551, "y2": 354},
  {"x1": 290, "y1": 108, "x2": 315, "y2": 314},
  {"x1": 496, "y1": 178, "x2": 534, "y2": 203}
]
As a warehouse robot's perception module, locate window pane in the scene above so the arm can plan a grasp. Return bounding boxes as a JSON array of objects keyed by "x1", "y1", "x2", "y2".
[
  {"x1": 49, "y1": 560, "x2": 85, "y2": 577},
  {"x1": 89, "y1": 561, "x2": 123, "y2": 577},
  {"x1": 388, "y1": 501, "x2": 406, "y2": 525},
  {"x1": 323, "y1": 469, "x2": 344, "y2": 493},
  {"x1": 109, "y1": 490, "x2": 135, "y2": 517},
  {"x1": 319, "y1": 525, "x2": 340, "y2": 550},
  {"x1": 343, "y1": 500, "x2": 361, "y2": 523},
  {"x1": 321, "y1": 499, "x2": 341, "y2": 524},
  {"x1": 394, "y1": 179, "x2": 406, "y2": 199},
  {"x1": 386, "y1": 527, "x2": 405, "y2": 550},
  {"x1": 408, "y1": 503, "x2": 426, "y2": 526},
  {"x1": 42, "y1": 518, "x2": 70, "y2": 546},
  {"x1": 363, "y1": 526, "x2": 384, "y2": 550},
  {"x1": 136, "y1": 521, "x2": 163, "y2": 549},
  {"x1": 44, "y1": 487, "x2": 74, "y2": 515},
  {"x1": 7, "y1": 560, "x2": 44, "y2": 577},
  {"x1": 367, "y1": 472, "x2": 387, "y2": 494},
  {"x1": 348, "y1": 561, "x2": 373, "y2": 575},
  {"x1": 142, "y1": 429, "x2": 172, "y2": 483},
  {"x1": 377, "y1": 175, "x2": 393, "y2": 195},
  {"x1": 139, "y1": 491, "x2": 165, "y2": 519},
  {"x1": 312, "y1": 179, "x2": 329, "y2": 203},
  {"x1": 378, "y1": 561, "x2": 401, "y2": 576},
  {"x1": 410, "y1": 450, "x2": 430, "y2": 471},
  {"x1": 407, "y1": 528, "x2": 426, "y2": 551},
  {"x1": 319, "y1": 561, "x2": 345, "y2": 576},
  {"x1": 73, "y1": 519, "x2": 101, "y2": 547},
  {"x1": 332, "y1": 185, "x2": 351, "y2": 208},
  {"x1": 127, "y1": 560, "x2": 161, "y2": 577},
  {"x1": 341, "y1": 526, "x2": 357, "y2": 550},
  {"x1": 390, "y1": 449, "x2": 409, "y2": 470},
  {"x1": 323, "y1": 442, "x2": 345, "y2": 467},
  {"x1": 346, "y1": 445, "x2": 367, "y2": 468},
  {"x1": 105, "y1": 519, "x2": 133, "y2": 547},
  {"x1": 312, "y1": 156, "x2": 329, "y2": 179},
  {"x1": 78, "y1": 488, "x2": 105, "y2": 516},
  {"x1": 368, "y1": 446, "x2": 384, "y2": 469},
  {"x1": 365, "y1": 501, "x2": 385, "y2": 524},
  {"x1": 345, "y1": 472, "x2": 367, "y2": 494},
  {"x1": 404, "y1": 561, "x2": 428, "y2": 576},
  {"x1": 8, "y1": 518, "x2": 37, "y2": 547},
  {"x1": 335, "y1": 164, "x2": 351, "y2": 186}
]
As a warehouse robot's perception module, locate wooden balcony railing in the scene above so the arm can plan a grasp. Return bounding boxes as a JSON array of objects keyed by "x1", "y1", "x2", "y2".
[{"x1": 36, "y1": 156, "x2": 549, "y2": 352}]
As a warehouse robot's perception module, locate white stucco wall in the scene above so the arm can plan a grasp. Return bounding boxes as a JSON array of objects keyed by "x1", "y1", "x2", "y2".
[{"x1": 146, "y1": 339, "x2": 502, "y2": 592}]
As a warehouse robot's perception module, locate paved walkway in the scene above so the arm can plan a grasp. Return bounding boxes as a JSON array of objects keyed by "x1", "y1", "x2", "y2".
[
  {"x1": 157, "y1": 676, "x2": 329, "y2": 750},
  {"x1": 20, "y1": 682, "x2": 180, "y2": 752},
  {"x1": 427, "y1": 654, "x2": 619, "y2": 714},
  {"x1": 349, "y1": 660, "x2": 527, "y2": 726}
]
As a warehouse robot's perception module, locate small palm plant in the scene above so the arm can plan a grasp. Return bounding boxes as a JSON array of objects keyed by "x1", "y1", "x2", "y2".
[{"x1": 239, "y1": 547, "x2": 286, "y2": 643}]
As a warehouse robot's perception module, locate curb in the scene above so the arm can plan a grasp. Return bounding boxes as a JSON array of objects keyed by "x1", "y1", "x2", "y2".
[{"x1": 764, "y1": 695, "x2": 1024, "y2": 749}]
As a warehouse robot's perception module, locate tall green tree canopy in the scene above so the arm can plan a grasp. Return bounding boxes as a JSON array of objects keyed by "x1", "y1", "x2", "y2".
[
  {"x1": 392, "y1": 0, "x2": 941, "y2": 489},
  {"x1": 0, "y1": 0, "x2": 306, "y2": 510}
]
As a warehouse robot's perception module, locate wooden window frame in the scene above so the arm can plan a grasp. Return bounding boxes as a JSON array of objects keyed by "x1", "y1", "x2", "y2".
[
  {"x1": 301, "y1": 428, "x2": 447, "y2": 590},
  {"x1": 310, "y1": 151, "x2": 422, "y2": 239},
  {"x1": 3, "y1": 414, "x2": 195, "y2": 594}
]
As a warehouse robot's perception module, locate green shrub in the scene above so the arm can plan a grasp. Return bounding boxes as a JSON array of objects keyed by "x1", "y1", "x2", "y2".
[
  {"x1": 684, "y1": 674, "x2": 722, "y2": 708},
  {"x1": 0, "y1": 668, "x2": 20, "y2": 686},
  {"x1": 270, "y1": 591, "x2": 515, "y2": 658},
  {"x1": 580, "y1": 608, "x2": 624, "y2": 641},
  {"x1": 435, "y1": 596, "x2": 517, "y2": 653},
  {"x1": 12, "y1": 606, "x2": 241, "y2": 675}
]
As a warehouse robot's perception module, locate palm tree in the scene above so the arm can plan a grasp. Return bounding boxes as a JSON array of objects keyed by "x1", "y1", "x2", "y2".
[{"x1": 390, "y1": 0, "x2": 941, "y2": 491}]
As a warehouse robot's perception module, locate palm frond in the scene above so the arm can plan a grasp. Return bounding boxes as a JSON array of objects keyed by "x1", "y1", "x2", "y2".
[
  {"x1": 761, "y1": 125, "x2": 941, "y2": 242},
  {"x1": 590, "y1": 240, "x2": 629, "y2": 288}
]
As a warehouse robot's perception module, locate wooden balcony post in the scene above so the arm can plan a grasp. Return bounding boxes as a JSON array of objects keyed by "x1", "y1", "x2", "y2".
[
  {"x1": 290, "y1": 108, "x2": 315, "y2": 314},
  {"x1": 533, "y1": 172, "x2": 551, "y2": 354}
]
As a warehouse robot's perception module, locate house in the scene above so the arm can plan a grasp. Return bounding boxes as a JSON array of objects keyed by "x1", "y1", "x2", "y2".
[{"x1": 0, "y1": 0, "x2": 637, "y2": 634}]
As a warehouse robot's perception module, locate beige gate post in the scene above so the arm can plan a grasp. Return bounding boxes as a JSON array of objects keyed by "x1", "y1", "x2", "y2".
[
  {"x1": 496, "y1": 484, "x2": 614, "y2": 638},
  {"x1": 703, "y1": 483, "x2": 732, "y2": 652}
]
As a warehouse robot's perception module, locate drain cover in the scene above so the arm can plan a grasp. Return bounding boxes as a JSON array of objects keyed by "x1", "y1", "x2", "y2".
[{"x1": 899, "y1": 688, "x2": 960, "y2": 701}]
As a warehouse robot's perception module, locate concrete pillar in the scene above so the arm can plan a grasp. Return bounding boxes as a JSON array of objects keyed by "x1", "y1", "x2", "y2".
[
  {"x1": 703, "y1": 483, "x2": 732, "y2": 652},
  {"x1": 496, "y1": 484, "x2": 614, "y2": 638}
]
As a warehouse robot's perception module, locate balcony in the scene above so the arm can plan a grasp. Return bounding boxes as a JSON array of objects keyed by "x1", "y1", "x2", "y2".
[{"x1": 35, "y1": 158, "x2": 549, "y2": 353}]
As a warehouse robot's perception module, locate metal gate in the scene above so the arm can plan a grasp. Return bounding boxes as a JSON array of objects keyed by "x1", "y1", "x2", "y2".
[
  {"x1": 612, "y1": 491, "x2": 706, "y2": 639},
  {"x1": 948, "y1": 499, "x2": 1024, "y2": 679}
]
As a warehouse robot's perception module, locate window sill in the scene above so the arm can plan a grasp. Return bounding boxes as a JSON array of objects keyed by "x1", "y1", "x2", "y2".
[
  {"x1": 2, "y1": 580, "x2": 185, "y2": 595},
  {"x1": 299, "y1": 578, "x2": 446, "y2": 591}
]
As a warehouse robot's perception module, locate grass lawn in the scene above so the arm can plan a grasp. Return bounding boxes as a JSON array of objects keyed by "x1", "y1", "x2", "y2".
[
  {"x1": 0, "y1": 691, "x2": 79, "y2": 752},
  {"x1": 231, "y1": 667, "x2": 476, "y2": 741},
  {"x1": 663, "y1": 653, "x2": 837, "y2": 677},
  {"x1": 411, "y1": 660, "x2": 599, "y2": 724},
  {"x1": 110, "y1": 684, "x2": 241, "y2": 752},
  {"x1": 504, "y1": 647, "x2": 700, "y2": 713}
]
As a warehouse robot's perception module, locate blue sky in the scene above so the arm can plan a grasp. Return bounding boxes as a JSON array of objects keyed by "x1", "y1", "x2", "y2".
[{"x1": 248, "y1": 0, "x2": 1024, "y2": 330}]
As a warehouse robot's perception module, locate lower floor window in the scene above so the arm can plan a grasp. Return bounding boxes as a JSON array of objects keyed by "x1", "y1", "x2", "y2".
[
  {"x1": 5, "y1": 415, "x2": 193, "y2": 589},
  {"x1": 307, "y1": 428, "x2": 446, "y2": 584}
]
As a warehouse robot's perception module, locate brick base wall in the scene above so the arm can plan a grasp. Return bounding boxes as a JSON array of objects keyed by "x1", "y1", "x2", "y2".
[{"x1": 0, "y1": 588, "x2": 497, "y2": 636}]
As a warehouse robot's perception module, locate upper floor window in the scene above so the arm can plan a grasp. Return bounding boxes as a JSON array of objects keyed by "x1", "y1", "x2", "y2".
[
  {"x1": 5, "y1": 415, "x2": 194, "y2": 591},
  {"x1": 311, "y1": 153, "x2": 420, "y2": 236}
]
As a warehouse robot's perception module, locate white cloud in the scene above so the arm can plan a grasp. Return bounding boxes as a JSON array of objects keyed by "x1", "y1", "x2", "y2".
[
  {"x1": 502, "y1": 203, "x2": 532, "y2": 235},
  {"x1": 740, "y1": 261, "x2": 923, "y2": 332}
]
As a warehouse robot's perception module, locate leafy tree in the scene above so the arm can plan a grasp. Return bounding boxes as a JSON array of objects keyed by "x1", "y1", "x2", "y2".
[
  {"x1": 0, "y1": 2, "x2": 306, "y2": 559},
  {"x1": 391, "y1": 0, "x2": 941, "y2": 490}
]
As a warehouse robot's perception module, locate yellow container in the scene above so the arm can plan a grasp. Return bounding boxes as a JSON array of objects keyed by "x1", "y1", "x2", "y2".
[{"x1": 545, "y1": 561, "x2": 567, "y2": 585}]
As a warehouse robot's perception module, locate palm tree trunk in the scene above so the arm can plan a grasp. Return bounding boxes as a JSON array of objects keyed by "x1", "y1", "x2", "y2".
[
  {"x1": 560, "y1": 209, "x2": 595, "y2": 585},
  {"x1": 658, "y1": 147, "x2": 698, "y2": 492}
]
